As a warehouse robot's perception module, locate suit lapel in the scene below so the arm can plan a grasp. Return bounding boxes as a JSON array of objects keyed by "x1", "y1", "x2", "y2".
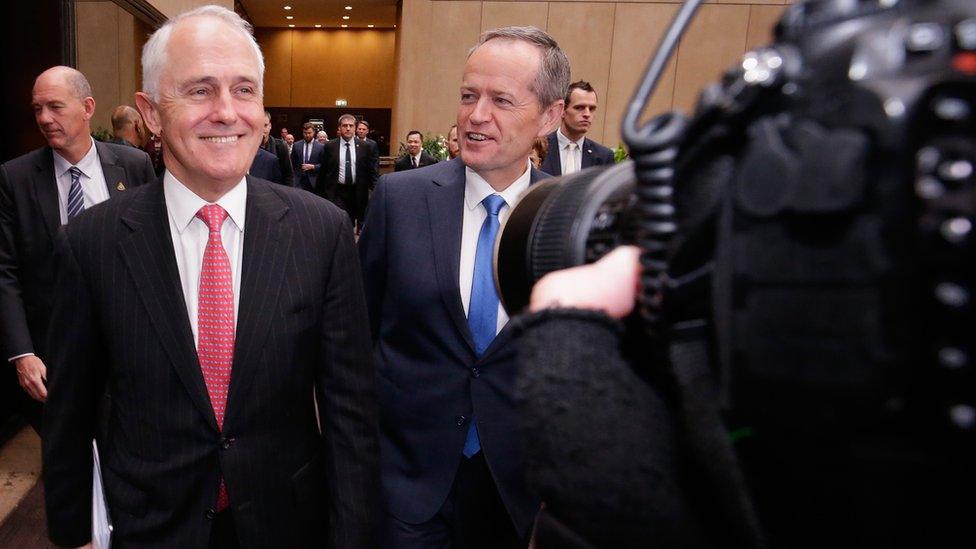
[
  {"x1": 545, "y1": 133, "x2": 562, "y2": 176},
  {"x1": 96, "y1": 141, "x2": 128, "y2": 198},
  {"x1": 581, "y1": 138, "x2": 593, "y2": 169},
  {"x1": 224, "y1": 178, "x2": 291, "y2": 427},
  {"x1": 31, "y1": 148, "x2": 61, "y2": 241},
  {"x1": 427, "y1": 162, "x2": 477, "y2": 354},
  {"x1": 118, "y1": 181, "x2": 219, "y2": 431}
]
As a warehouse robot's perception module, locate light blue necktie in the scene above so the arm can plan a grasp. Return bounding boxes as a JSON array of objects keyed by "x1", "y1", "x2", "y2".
[
  {"x1": 66, "y1": 167, "x2": 85, "y2": 221},
  {"x1": 463, "y1": 194, "x2": 506, "y2": 458}
]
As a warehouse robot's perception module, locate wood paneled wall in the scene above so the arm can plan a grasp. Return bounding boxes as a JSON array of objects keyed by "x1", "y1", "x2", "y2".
[
  {"x1": 255, "y1": 28, "x2": 397, "y2": 109},
  {"x1": 144, "y1": 0, "x2": 231, "y2": 19},
  {"x1": 76, "y1": 1, "x2": 149, "y2": 134},
  {"x1": 394, "y1": 0, "x2": 793, "y2": 149}
]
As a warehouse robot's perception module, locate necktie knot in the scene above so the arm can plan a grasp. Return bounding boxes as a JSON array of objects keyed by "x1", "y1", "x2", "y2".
[
  {"x1": 482, "y1": 194, "x2": 506, "y2": 217},
  {"x1": 196, "y1": 204, "x2": 229, "y2": 234},
  {"x1": 68, "y1": 166, "x2": 82, "y2": 180}
]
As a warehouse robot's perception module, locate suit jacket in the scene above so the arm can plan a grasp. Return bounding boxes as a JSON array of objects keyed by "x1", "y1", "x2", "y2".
[
  {"x1": 42, "y1": 177, "x2": 381, "y2": 548},
  {"x1": 0, "y1": 141, "x2": 155, "y2": 361},
  {"x1": 358, "y1": 160, "x2": 545, "y2": 538},
  {"x1": 538, "y1": 131, "x2": 615, "y2": 176},
  {"x1": 249, "y1": 148, "x2": 283, "y2": 185},
  {"x1": 317, "y1": 137, "x2": 379, "y2": 221},
  {"x1": 394, "y1": 151, "x2": 439, "y2": 172},
  {"x1": 261, "y1": 136, "x2": 294, "y2": 187},
  {"x1": 290, "y1": 139, "x2": 325, "y2": 192}
]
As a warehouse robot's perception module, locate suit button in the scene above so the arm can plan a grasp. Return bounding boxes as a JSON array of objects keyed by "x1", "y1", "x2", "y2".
[
  {"x1": 220, "y1": 437, "x2": 232, "y2": 450},
  {"x1": 471, "y1": 368, "x2": 480, "y2": 378},
  {"x1": 455, "y1": 415, "x2": 467, "y2": 426},
  {"x1": 205, "y1": 507, "x2": 216, "y2": 520}
]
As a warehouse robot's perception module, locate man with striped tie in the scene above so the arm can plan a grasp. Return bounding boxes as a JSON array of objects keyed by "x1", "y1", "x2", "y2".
[{"x1": 0, "y1": 65, "x2": 155, "y2": 428}]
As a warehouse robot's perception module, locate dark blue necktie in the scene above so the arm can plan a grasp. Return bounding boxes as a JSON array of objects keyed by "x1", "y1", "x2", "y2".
[
  {"x1": 66, "y1": 167, "x2": 85, "y2": 221},
  {"x1": 463, "y1": 193, "x2": 506, "y2": 458}
]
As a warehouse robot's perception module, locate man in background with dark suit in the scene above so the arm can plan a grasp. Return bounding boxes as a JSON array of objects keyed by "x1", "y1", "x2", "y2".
[
  {"x1": 394, "y1": 130, "x2": 439, "y2": 171},
  {"x1": 290, "y1": 121, "x2": 324, "y2": 192},
  {"x1": 359, "y1": 25, "x2": 569, "y2": 548},
  {"x1": 357, "y1": 120, "x2": 377, "y2": 148},
  {"x1": 42, "y1": 6, "x2": 380, "y2": 547},
  {"x1": 249, "y1": 147, "x2": 282, "y2": 184},
  {"x1": 109, "y1": 105, "x2": 148, "y2": 149},
  {"x1": 0, "y1": 66, "x2": 154, "y2": 427},
  {"x1": 318, "y1": 113, "x2": 379, "y2": 230},
  {"x1": 260, "y1": 110, "x2": 293, "y2": 186},
  {"x1": 539, "y1": 80, "x2": 614, "y2": 176}
]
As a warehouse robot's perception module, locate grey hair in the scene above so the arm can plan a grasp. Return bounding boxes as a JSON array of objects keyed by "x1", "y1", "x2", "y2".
[
  {"x1": 141, "y1": 4, "x2": 264, "y2": 101},
  {"x1": 468, "y1": 26, "x2": 571, "y2": 110},
  {"x1": 338, "y1": 113, "x2": 357, "y2": 125}
]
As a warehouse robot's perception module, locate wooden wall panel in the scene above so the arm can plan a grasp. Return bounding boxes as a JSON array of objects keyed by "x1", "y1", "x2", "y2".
[
  {"x1": 78, "y1": 2, "x2": 121, "y2": 133},
  {"x1": 745, "y1": 3, "x2": 790, "y2": 51},
  {"x1": 671, "y1": 3, "x2": 750, "y2": 115},
  {"x1": 546, "y1": 2, "x2": 615, "y2": 143},
  {"x1": 481, "y1": 1, "x2": 550, "y2": 32},
  {"x1": 143, "y1": 0, "x2": 232, "y2": 19},
  {"x1": 255, "y1": 28, "x2": 293, "y2": 107},
  {"x1": 118, "y1": 10, "x2": 138, "y2": 109},
  {"x1": 419, "y1": 1, "x2": 484, "y2": 141},
  {"x1": 393, "y1": 0, "x2": 435, "y2": 142},
  {"x1": 604, "y1": 2, "x2": 680, "y2": 149},
  {"x1": 255, "y1": 29, "x2": 395, "y2": 109}
]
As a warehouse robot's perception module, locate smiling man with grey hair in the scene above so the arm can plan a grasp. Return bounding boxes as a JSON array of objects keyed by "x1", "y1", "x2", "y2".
[
  {"x1": 359, "y1": 25, "x2": 568, "y2": 548},
  {"x1": 42, "y1": 5, "x2": 380, "y2": 548}
]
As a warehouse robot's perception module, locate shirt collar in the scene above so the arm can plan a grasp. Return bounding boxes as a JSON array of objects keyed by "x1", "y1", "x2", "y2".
[
  {"x1": 464, "y1": 164, "x2": 532, "y2": 213},
  {"x1": 556, "y1": 127, "x2": 584, "y2": 150},
  {"x1": 52, "y1": 137, "x2": 98, "y2": 178},
  {"x1": 341, "y1": 137, "x2": 355, "y2": 145},
  {"x1": 163, "y1": 171, "x2": 247, "y2": 235}
]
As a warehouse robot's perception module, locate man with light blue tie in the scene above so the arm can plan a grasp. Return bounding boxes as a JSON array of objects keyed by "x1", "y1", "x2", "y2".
[{"x1": 359, "y1": 26, "x2": 569, "y2": 549}]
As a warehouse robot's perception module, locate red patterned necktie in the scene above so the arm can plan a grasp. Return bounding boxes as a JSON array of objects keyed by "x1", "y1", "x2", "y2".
[{"x1": 196, "y1": 204, "x2": 235, "y2": 511}]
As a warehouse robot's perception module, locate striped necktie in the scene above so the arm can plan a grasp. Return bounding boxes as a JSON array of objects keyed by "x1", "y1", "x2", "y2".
[{"x1": 67, "y1": 167, "x2": 85, "y2": 221}]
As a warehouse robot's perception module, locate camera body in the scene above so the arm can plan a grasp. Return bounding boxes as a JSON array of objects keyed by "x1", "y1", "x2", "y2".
[{"x1": 499, "y1": 1, "x2": 976, "y2": 543}]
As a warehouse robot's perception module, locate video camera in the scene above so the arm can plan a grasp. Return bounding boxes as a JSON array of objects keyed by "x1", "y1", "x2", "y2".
[{"x1": 497, "y1": 0, "x2": 976, "y2": 545}]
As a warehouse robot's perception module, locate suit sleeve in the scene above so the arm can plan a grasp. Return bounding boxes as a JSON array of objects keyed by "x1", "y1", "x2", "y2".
[
  {"x1": 316, "y1": 207, "x2": 381, "y2": 549},
  {"x1": 357, "y1": 176, "x2": 388, "y2": 339},
  {"x1": 42, "y1": 229, "x2": 100, "y2": 547},
  {"x1": 139, "y1": 150, "x2": 156, "y2": 186},
  {"x1": 365, "y1": 142, "x2": 380, "y2": 192},
  {"x1": 270, "y1": 157, "x2": 283, "y2": 185},
  {"x1": 393, "y1": 157, "x2": 405, "y2": 172},
  {"x1": 0, "y1": 164, "x2": 34, "y2": 358}
]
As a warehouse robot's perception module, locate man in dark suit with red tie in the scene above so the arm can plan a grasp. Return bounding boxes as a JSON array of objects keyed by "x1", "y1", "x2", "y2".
[
  {"x1": 317, "y1": 113, "x2": 379, "y2": 230},
  {"x1": 0, "y1": 66, "x2": 154, "y2": 428},
  {"x1": 42, "y1": 6, "x2": 380, "y2": 547},
  {"x1": 359, "y1": 26, "x2": 569, "y2": 548}
]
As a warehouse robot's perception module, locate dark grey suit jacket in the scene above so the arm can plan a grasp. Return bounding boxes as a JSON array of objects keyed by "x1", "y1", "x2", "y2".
[
  {"x1": 539, "y1": 131, "x2": 615, "y2": 176},
  {"x1": 0, "y1": 141, "x2": 155, "y2": 361},
  {"x1": 358, "y1": 160, "x2": 544, "y2": 537},
  {"x1": 43, "y1": 177, "x2": 381, "y2": 548},
  {"x1": 250, "y1": 148, "x2": 283, "y2": 185}
]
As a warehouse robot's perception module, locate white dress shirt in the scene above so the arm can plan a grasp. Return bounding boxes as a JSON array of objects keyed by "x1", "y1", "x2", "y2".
[
  {"x1": 556, "y1": 127, "x2": 584, "y2": 174},
  {"x1": 52, "y1": 138, "x2": 110, "y2": 225},
  {"x1": 411, "y1": 152, "x2": 422, "y2": 168},
  {"x1": 459, "y1": 163, "x2": 532, "y2": 334},
  {"x1": 338, "y1": 137, "x2": 357, "y2": 184},
  {"x1": 163, "y1": 172, "x2": 246, "y2": 346}
]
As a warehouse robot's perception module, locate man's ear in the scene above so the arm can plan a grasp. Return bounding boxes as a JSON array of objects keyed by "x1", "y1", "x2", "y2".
[
  {"x1": 134, "y1": 92, "x2": 162, "y2": 136},
  {"x1": 82, "y1": 97, "x2": 96, "y2": 121},
  {"x1": 539, "y1": 100, "x2": 565, "y2": 138}
]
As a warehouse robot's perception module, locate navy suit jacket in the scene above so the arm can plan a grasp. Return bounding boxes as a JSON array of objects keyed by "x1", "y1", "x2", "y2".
[
  {"x1": 290, "y1": 139, "x2": 325, "y2": 192},
  {"x1": 358, "y1": 160, "x2": 544, "y2": 537},
  {"x1": 250, "y1": 148, "x2": 283, "y2": 185},
  {"x1": 539, "y1": 131, "x2": 615, "y2": 176}
]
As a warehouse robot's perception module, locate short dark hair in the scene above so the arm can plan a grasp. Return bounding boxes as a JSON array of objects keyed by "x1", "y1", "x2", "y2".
[
  {"x1": 302, "y1": 122, "x2": 314, "y2": 131},
  {"x1": 565, "y1": 80, "x2": 596, "y2": 105},
  {"x1": 407, "y1": 130, "x2": 423, "y2": 140},
  {"x1": 357, "y1": 120, "x2": 370, "y2": 129}
]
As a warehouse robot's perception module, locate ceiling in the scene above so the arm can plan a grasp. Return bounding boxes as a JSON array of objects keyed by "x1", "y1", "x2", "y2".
[{"x1": 239, "y1": 0, "x2": 398, "y2": 29}]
